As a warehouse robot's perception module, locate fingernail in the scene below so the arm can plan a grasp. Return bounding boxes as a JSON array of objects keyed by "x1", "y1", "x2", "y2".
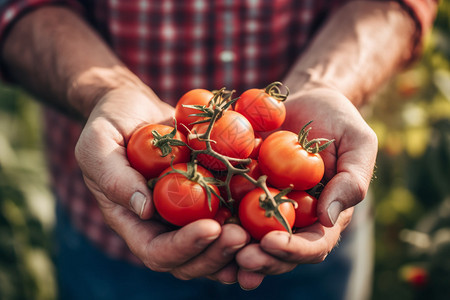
[
  {"x1": 327, "y1": 201, "x2": 343, "y2": 225},
  {"x1": 130, "y1": 191, "x2": 146, "y2": 217}
]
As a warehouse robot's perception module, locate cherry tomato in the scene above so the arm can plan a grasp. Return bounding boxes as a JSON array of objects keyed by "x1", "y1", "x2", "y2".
[
  {"x1": 153, "y1": 163, "x2": 220, "y2": 226},
  {"x1": 235, "y1": 85, "x2": 286, "y2": 132},
  {"x1": 229, "y1": 159, "x2": 261, "y2": 203},
  {"x1": 238, "y1": 187, "x2": 295, "y2": 241},
  {"x1": 127, "y1": 124, "x2": 190, "y2": 180},
  {"x1": 188, "y1": 110, "x2": 255, "y2": 171},
  {"x1": 249, "y1": 132, "x2": 263, "y2": 159},
  {"x1": 258, "y1": 130, "x2": 325, "y2": 190},
  {"x1": 214, "y1": 206, "x2": 233, "y2": 225},
  {"x1": 288, "y1": 190, "x2": 318, "y2": 228},
  {"x1": 175, "y1": 89, "x2": 214, "y2": 134}
]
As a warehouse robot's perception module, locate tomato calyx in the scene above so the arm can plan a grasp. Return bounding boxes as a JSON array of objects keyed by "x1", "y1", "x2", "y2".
[
  {"x1": 182, "y1": 88, "x2": 236, "y2": 126},
  {"x1": 264, "y1": 81, "x2": 290, "y2": 102},
  {"x1": 243, "y1": 174, "x2": 298, "y2": 236},
  {"x1": 155, "y1": 161, "x2": 225, "y2": 211},
  {"x1": 298, "y1": 120, "x2": 335, "y2": 154},
  {"x1": 151, "y1": 122, "x2": 189, "y2": 157}
]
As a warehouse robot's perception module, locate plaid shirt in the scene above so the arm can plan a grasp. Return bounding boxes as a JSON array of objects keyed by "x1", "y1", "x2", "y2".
[{"x1": 0, "y1": 0, "x2": 437, "y2": 262}]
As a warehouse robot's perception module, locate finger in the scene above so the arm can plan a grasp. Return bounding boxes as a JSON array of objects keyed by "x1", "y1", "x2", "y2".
[
  {"x1": 171, "y1": 224, "x2": 250, "y2": 280},
  {"x1": 318, "y1": 125, "x2": 378, "y2": 227},
  {"x1": 236, "y1": 243, "x2": 297, "y2": 276},
  {"x1": 261, "y1": 210, "x2": 352, "y2": 263},
  {"x1": 100, "y1": 204, "x2": 222, "y2": 272},
  {"x1": 260, "y1": 208, "x2": 353, "y2": 264},
  {"x1": 144, "y1": 219, "x2": 223, "y2": 272},
  {"x1": 75, "y1": 121, "x2": 155, "y2": 219},
  {"x1": 236, "y1": 208, "x2": 353, "y2": 275},
  {"x1": 207, "y1": 262, "x2": 239, "y2": 285},
  {"x1": 237, "y1": 270, "x2": 265, "y2": 291}
]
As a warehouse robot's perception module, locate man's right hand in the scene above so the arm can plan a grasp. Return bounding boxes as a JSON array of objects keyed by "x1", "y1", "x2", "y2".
[{"x1": 74, "y1": 87, "x2": 251, "y2": 285}]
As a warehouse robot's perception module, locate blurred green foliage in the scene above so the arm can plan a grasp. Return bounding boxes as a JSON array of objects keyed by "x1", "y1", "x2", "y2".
[
  {"x1": 366, "y1": 1, "x2": 450, "y2": 299},
  {"x1": 0, "y1": 2, "x2": 449, "y2": 300},
  {"x1": 0, "y1": 87, "x2": 56, "y2": 300}
]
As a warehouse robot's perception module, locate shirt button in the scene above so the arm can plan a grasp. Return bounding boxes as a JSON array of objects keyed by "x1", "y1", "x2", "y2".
[{"x1": 219, "y1": 50, "x2": 236, "y2": 63}]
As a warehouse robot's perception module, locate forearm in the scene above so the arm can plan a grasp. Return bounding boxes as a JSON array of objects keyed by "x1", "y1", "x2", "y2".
[
  {"x1": 1, "y1": 6, "x2": 154, "y2": 119},
  {"x1": 284, "y1": 1, "x2": 417, "y2": 107}
]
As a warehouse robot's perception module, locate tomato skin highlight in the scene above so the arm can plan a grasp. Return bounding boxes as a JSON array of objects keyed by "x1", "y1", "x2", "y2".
[
  {"x1": 238, "y1": 187, "x2": 295, "y2": 241},
  {"x1": 235, "y1": 88, "x2": 286, "y2": 132},
  {"x1": 175, "y1": 89, "x2": 214, "y2": 134},
  {"x1": 188, "y1": 110, "x2": 255, "y2": 171},
  {"x1": 258, "y1": 130, "x2": 325, "y2": 190},
  {"x1": 288, "y1": 190, "x2": 318, "y2": 228},
  {"x1": 153, "y1": 163, "x2": 220, "y2": 227},
  {"x1": 127, "y1": 124, "x2": 191, "y2": 180}
]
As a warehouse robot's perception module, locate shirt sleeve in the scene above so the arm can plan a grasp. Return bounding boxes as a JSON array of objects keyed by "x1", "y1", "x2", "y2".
[{"x1": 396, "y1": 0, "x2": 439, "y2": 58}]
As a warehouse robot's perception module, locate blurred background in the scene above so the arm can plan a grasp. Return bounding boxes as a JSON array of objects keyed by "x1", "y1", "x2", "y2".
[{"x1": 0, "y1": 2, "x2": 449, "y2": 300}]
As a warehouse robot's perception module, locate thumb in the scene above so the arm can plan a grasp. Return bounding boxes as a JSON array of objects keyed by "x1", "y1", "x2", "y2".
[
  {"x1": 75, "y1": 124, "x2": 154, "y2": 220},
  {"x1": 317, "y1": 132, "x2": 377, "y2": 227}
]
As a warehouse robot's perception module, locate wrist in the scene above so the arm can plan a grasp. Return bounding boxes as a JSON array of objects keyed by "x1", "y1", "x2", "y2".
[{"x1": 67, "y1": 65, "x2": 150, "y2": 119}]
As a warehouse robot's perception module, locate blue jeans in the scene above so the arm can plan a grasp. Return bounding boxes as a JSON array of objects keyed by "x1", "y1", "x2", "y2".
[{"x1": 54, "y1": 199, "x2": 373, "y2": 300}]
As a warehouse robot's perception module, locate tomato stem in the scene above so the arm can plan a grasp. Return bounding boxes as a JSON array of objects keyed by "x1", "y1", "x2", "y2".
[
  {"x1": 297, "y1": 120, "x2": 334, "y2": 154},
  {"x1": 151, "y1": 121, "x2": 192, "y2": 157},
  {"x1": 164, "y1": 87, "x2": 296, "y2": 235},
  {"x1": 264, "y1": 81, "x2": 290, "y2": 102}
]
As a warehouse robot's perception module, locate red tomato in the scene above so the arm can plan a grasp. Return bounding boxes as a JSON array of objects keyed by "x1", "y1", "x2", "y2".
[
  {"x1": 175, "y1": 89, "x2": 214, "y2": 134},
  {"x1": 235, "y1": 84, "x2": 286, "y2": 132},
  {"x1": 402, "y1": 266, "x2": 429, "y2": 288},
  {"x1": 288, "y1": 190, "x2": 318, "y2": 228},
  {"x1": 153, "y1": 163, "x2": 220, "y2": 226},
  {"x1": 249, "y1": 132, "x2": 263, "y2": 159},
  {"x1": 188, "y1": 110, "x2": 255, "y2": 171},
  {"x1": 127, "y1": 124, "x2": 191, "y2": 180},
  {"x1": 238, "y1": 187, "x2": 295, "y2": 241},
  {"x1": 229, "y1": 159, "x2": 261, "y2": 202},
  {"x1": 258, "y1": 130, "x2": 325, "y2": 190},
  {"x1": 214, "y1": 206, "x2": 233, "y2": 225}
]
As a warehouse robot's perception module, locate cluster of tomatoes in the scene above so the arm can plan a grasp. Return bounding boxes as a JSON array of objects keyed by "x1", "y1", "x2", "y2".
[{"x1": 126, "y1": 82, "x2": 333, "y2": 240}]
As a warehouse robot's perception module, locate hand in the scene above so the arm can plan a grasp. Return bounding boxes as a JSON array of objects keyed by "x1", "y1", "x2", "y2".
[
  {"x1": 236, "y1": 207, "x2": 353, "y2": 289},
  {"x1": 74, "y1": 87, "x2": 250, "y2": 283},
  {"x1": 235, "y1": 87, "x2": 377, "y2": 287}
]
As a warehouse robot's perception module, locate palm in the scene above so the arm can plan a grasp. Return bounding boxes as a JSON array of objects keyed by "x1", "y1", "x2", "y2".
[{"x1": 282, "y1": 88, "x2": 377, "y2": 226}]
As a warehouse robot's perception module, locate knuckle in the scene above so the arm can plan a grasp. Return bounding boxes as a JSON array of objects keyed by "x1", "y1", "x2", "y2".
[
  {"x1": 144, "y1": 260, "x2": 172, "y2": 273},
  {"x1": 171, "y1": 269, "x2": 194, "y2": 281},
  {"x1": 312, "y1": 250, "x2": 330, "y2": 264}
]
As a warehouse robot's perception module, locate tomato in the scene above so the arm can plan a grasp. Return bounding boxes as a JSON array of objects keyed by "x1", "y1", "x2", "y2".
[
  {"x1": 288, "y1": 190, "x2": 318, "y2": 228},
  {"x1": 238, "y1": 187, "x2": 295, "y2": 241},
  {"x1": 213, "y1": 206, "x2": 233, "y2": 225},
  {"x1": 153, "y1": 163, "x2": 220, "y2": 226},
  {"x1": 127, "y1": 124, "x2": 191, "y2": 180},
  {"x1": 235, "y1": 83, "x2": 286, "y2": 132},
  {"x1": 188, "y1": 110, "x2": 255, "y2": 171},
  {"x1": 248, "y1": 132, "x2": 263, "y2": 159},
  {"x1": 258, "y1": 130, "x2": 325, "y2": 190},
  {"x1": 175, "y1": 89, "x2": 214, "y2": 134},
  {"x1": 229, "y1": 159, "x2": 261, "y2": 203},
  {"x1": 401, "y1": 266, "x2": 429, "y2": 288}
]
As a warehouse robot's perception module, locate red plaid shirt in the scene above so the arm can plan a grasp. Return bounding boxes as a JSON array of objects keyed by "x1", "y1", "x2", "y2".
[{"x1": 0, "y1": 0, "x2": 437, "y2": 262}]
